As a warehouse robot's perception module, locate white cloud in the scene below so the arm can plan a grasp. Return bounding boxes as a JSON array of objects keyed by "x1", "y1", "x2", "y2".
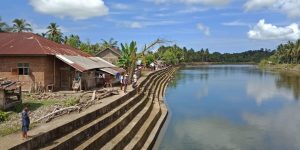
[
  {"x1": 248, "y1": 19, "x2": 300, "y2": 40},
  {"x1": 112, "y1": 3, "x2": 131, "y2": 10},
  {"x1": 149, "y1": 0, "x2": 230, "y2": 6},
  {"x1": 244, "y1": 0, "x2": 276, "y2": 11},
  {"x1": 120, "y1": 21, "x2": 143, "y2": 29},
  {"x1": 130, "y1": 22, "x2": 143, "y2": 28},
  {"x1": 244, "y1": 0, "x2": 300, "y2": 18},
  {"x1": 29, "y1": 0, "x2": 109, "y2": 20},
  {"x1": 177, "y1": 7, "x2": 208, "y2": 14},
  {"x1": 117, "y1": 20, "x2": 182, "y2": 29},
  {"x1": 180, "y1": 0, "x2": 230, "y2": 6},
  {"x1": 222, "y1": 20, "x2": 249, "y2": 27},
  {"x1": 145, "y1": 20, "x2": 182, "y2": 26},
  {"x1": 197, "y1": 23, "x2": 210, "y2": 36}
]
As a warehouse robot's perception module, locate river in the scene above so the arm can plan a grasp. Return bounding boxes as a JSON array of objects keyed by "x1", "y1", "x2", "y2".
[{"x1": 159, "y1": 65, "x2": 300, "y2": 150}]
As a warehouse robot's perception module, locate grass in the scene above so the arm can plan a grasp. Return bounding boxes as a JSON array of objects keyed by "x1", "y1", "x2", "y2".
[
  {"x1": 0, "y1": 111, "x2": 9, "y2": 122},
  {"x1": 0, "y1": 94, "x2": 80, "y2": 137},
  {"x1": 63, "y1": 97, "x2": 80, "y2": 107}
]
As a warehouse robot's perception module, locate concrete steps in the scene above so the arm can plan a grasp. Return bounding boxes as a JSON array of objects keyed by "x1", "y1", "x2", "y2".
[
  {"x1": 9, "y1": 67, "x2": 175, "y2": 150},
  {"x1": 40, "y1": 70, "x2": 166, "y2": 150},
  {"x1": 124, "y1": 69, "x2": 175, "y2": 150},
  {"x1": 142, "y1": 69, "x2": 176, "y2": 149},
  {"x1": 99, "y1": 69, "x2": 171, "y2": 150}
]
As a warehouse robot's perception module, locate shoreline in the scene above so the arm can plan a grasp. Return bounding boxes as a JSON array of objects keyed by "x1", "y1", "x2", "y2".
[
  {"x1": 259, "y1": 64, "x2": 300, "y2": 75},
  {"x1": 181, "y1": 62, "x2": 300, "y2": 76}
]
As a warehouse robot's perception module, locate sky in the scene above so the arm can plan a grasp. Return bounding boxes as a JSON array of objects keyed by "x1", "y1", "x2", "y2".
[{"x1": 1, "y1": 0, "x2": 300, "y2": 53}]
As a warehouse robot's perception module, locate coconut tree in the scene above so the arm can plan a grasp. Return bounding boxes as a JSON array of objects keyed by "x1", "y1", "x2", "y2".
[
  {"x1": 46, "y1": 22, "x2": 63, "y2": 43},
  {"x1": 0, "y1": 17, "x2": 8, "y2": 32},
  {"x1": 101, "y1": 38, "x2": 118, "y2": 50},
  {"x1": 118, "y1": 41, "x2": 138, "y2": 83},
  {"x1": 66, "y1": 34, "x2": 81, "y2": 48},
  {"x1": 295, "y1": 39, "x2": 300, "y2": 64},
  {"x1": 12, "y1": 18, "x2": 32, "y2": 32}
]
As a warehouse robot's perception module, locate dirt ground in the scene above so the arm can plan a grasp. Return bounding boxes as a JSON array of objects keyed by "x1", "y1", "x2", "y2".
[{"x1": 0, "y1": 88, "x2": 119, "y2": 137}]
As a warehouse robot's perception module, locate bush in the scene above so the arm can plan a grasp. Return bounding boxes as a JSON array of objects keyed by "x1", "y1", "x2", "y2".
[
  {"x1": 64, "y1": 98, "x2": 79, "y2": 107},
  {"x1": 0, "y1": 111, "x2": 9, "y2": 122}
]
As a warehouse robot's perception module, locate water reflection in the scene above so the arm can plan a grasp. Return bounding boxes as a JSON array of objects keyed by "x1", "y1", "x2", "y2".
[
  {"x1": 276, "y1": 72, "x2": 300, "y2": 100},
  {"x1": 246, "y1": 81, "x2": 294, "y2": 105},
  {"x1": 160, "y1": 65, "x2": 300, "y2": 150},
  {"x1": 243, "y1": 104, "x2": 300, "y2": 150},
  {"x1": 161, "y1": 118, "x2": 266, "y2": 150}
]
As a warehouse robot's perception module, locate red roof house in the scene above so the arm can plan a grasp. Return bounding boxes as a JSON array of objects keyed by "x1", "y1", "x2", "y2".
[{"x1": 0, "y1": 32, "x2": 122, "y2": 91}]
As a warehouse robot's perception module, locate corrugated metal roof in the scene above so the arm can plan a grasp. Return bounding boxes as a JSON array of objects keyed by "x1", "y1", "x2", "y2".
[
  {"x1": 56, "y1": 55, "x2": 124, "y2": 74},
  {"x1": 96, "y1": 47, "x2": 121, "y2": 56},
  {"x1": 0, "y1": 32, "x2": 91, "y2": 57},
  {"x1": 88, "y1": 57, "x2": 116, "y2": 68}
]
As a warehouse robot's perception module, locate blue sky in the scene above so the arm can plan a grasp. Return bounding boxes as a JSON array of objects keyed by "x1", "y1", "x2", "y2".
[{"x1": 1, "y1": 0, "x2": 300, "y2": 53}]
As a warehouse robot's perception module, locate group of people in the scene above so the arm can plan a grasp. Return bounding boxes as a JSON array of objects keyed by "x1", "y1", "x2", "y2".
[{"x1": 119, "y1": 72, "x2": 138, "y2": 93}]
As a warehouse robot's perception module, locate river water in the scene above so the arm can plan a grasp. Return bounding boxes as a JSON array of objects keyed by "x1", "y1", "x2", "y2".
[{"x1": 159, "y1": 65, "x2": 300, "y2": 150}]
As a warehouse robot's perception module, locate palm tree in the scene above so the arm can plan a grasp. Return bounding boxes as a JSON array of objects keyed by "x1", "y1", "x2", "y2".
[
  {"x1": 101, "y1": 38, "x2": 118, "y2": 49},
  {"x1": 12, "y1": 18, "x2": 32, "y2": 32},
  {"x1": 118, "y1": 41, "x2": 137, "y2": 69},
  {"x1": 0, "y1": 17, "x2": 8, "y2": 32},
  {"x1": 118, "y1": 41, "x2": 138, "y2": 83},
  {"x1": 294, "y1": 39, "x2": 300, "y2": 64},
  {"x1": 66, "y1": 34, "x2": 81, "y2": 48},
  {"x1": 46, "y1": 23, "x2": 63, "y2": 43}
]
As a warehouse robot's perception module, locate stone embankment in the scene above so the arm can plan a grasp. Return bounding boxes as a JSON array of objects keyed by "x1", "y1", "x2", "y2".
[{"x1": 8, "y1": 67, "x2": 176, "y2": 150}]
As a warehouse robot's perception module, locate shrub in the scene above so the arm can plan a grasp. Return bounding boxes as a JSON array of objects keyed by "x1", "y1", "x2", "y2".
[
  {"x1": 64, "y1": 98, "x2": 79, "y2": 107},
  {"x1": 0, "y1": 111, "x2": 9, "y2": 122}
]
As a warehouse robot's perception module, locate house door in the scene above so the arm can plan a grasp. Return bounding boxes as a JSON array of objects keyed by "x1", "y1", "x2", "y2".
[{"x1": 60, "y1": 67, "x2": 71, "y2": 90}]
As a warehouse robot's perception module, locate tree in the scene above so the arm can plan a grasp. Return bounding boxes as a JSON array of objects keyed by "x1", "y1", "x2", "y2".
[
  {"x1": 46, "y1": 23, "x2": 63, "y2": 43},
  {"x1": 118, "y1": 41, "x2": 137, "y2": 69},
  {"x1": 0, "y1": 17, "x2": 8, "y2": 32},
  {"x1": 101, "y1": 38, "x2": 118, "y2": 50},
  {"x1": 12, "y1": 18, "x2": 32, "y2": 32},
  {"x1": 66, "y1": 34, "x2": 81, "y2": 48},
  {"x1": 79, "y1": 41, "x2": 92, "y2": 54},
  {"x1": 118, "y1": 41, "x2": 138, "y2": 83},
  {"x1": 162, "y1": 48, "x2": 178, "y2": 64},
  {"x1": 140, "y1": 39, "x2": 166, "y2": 66},
  {"x1": 144, "y1": 52, "x2": 155, "y2": 66}
]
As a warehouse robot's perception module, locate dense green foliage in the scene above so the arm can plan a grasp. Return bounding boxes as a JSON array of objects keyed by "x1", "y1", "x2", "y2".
[
  {"x1": 46, "y1": 23, "x2": 63, "y2": 43},
  {"x1": 261, "y1": 40, "x2": 300, "y2": 65},
  {"x1": 118, "y1": 41, "x2": 137, "y2": 70},
  {"x1": 0, "y1": 17, "x2": 8, "y2": 32},
  {"x1": 101, "y1": 38, "x2": 118, "y2": 49},
  {"x1": 155, "y1": 45, "x2": 274, "y2": 65},
  {"x1": 12, "y1": 18, "x2": 32, "y2": 32},
  {"x1": 0, "y1": 111, "x2": 9, "y2": 122}
]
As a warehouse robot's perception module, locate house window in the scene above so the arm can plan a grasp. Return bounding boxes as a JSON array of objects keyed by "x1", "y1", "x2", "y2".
[{"x1": 17, "y1": 63, "x2": 30, "y2": 75}]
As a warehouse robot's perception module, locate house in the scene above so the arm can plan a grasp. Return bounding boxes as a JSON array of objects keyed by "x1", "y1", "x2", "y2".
[
  {"x1": 0, "y1": 32, "x2": 123, "y2": 92},
  {"x1": 96, "y1": 47, "x2": 121, "y2": 64}
]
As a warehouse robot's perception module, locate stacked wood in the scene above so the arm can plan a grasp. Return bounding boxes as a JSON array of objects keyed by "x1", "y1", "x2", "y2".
[
  {"x1": 0, "y1": 79, "x2": 22, "y2": 110},
  {"x1": 34, "y1": 89, "x2": 119, "y2": 123}
]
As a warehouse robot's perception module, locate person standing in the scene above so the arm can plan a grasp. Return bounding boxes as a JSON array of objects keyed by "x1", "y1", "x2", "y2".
[
  {"x1": 132, "y1": 72, "x2": 137, "y2": 88},
  {"x1": 124, "y1": 73, "x2": 129, "y2": 93},
  {"x1": 21, "y1": 107, "x2": 30, "y2": 139},
  {"x1": 120, "y1": 73, "x2": 124, "y2": 90}
]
